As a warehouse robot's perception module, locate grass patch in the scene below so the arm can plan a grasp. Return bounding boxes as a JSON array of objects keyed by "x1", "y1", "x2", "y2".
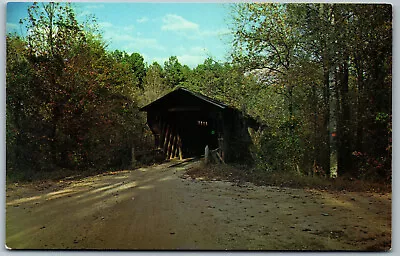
[{"x1": 185, "y1": 162, "x2": 391, "y2": 193}]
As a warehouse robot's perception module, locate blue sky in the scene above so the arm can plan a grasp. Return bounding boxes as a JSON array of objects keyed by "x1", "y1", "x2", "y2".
[{"x1": 6, "y1": 2, "x2": 234, "y2": 68}]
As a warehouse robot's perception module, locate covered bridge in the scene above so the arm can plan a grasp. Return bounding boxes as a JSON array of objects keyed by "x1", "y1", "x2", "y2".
[{"x1": 140, "y1": 88, "x2": 258, "y2": 163}]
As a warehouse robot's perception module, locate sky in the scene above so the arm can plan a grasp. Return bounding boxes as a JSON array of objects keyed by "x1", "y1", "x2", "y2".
[{"x1": 6, "y1": 2, "x2": 234, "y2": 68}]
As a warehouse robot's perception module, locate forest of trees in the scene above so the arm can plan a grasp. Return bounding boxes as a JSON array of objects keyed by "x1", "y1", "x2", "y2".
[{"x1": 6, "y1": 3, "x2": 392, "y2": 183}]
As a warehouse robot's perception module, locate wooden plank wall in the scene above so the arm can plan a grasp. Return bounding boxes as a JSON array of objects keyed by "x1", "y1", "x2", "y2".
[{"x1": 158, "y1": 118, "x2": 183, "y2": 160}]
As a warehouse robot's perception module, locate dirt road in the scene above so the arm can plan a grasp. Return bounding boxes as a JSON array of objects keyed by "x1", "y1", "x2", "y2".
[{"x1": 6, "y1": 160, "x2": 391, "y2": 250}]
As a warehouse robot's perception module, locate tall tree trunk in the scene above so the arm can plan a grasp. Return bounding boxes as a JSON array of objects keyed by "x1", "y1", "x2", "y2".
[
  {"x1": 288, "y1": 84, "x2": 294, "y2": 138},
  {"x1": 354, "y1": 55, "x2": 364, "y2": 153},
  {"x1": 312, "y1": 84, "x2": 318, "y2": 174},
  {"x1": 322, "y1": 58, "x2": 331, "y2": 176},
  {"x1": 320, "y1": 3, "x2": 334, "y2": 177},
  {"x1": 337, "y1": 55, "x2": 351, "y2": 176}
]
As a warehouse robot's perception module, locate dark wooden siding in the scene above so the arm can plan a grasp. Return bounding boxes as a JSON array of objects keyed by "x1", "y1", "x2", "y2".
[{"x1": 141, "y1": 88, "x2": 258, "y2": 163}]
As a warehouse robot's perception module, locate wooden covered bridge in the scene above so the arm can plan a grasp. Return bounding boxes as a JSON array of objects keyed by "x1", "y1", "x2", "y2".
[{"x1": 140, "y1": 88, "x2": 258, "y2": 163}]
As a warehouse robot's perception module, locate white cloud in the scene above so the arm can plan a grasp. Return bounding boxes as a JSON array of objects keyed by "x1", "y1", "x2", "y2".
[
  {"x1": 112, "y1": 34, "x2": 136, "y2": 42},
  {"x1": 161, "y1": 14, "x2": 199, "y2": 31},
  {"x1": 144, "y1": 46, "x2": 208, "y2": 68},
  {"x1": 200, "y1": 28, "x2": 231, "y2": 37},
  {"x1": 189, "y1": 46, "x2": 207, "y2": 55},
  {"x1": 98, "y1": 22, "x2": 113, "y2": 28},
  {"x1": 84, "y1": 4, "x2": 104, "y2": 9},
  {"x1": 102, "y1": 30, "x2": 164, "y2": 51},
  {"x1": 99, "y1": 23, "x2": 135, "y2": 36},
  {"x1": 137, "y1": 17, "x2": 149, "y2": 23},
  {"x1": 160, "y1": 15, "x2": 230, "y2": 41},
  {"x1": 101, "y1": 21, "x2": 165, "y2": 54},
  {"x1": 184, "y1": 28, "x2": 231, "y2": 40},
  {"x1": 123, "y1": 25, "x2": 135, "y2": 32},
  {"x1": 177, "y1": 54, "x2": 207, "y2": 68},
  {"x1": 169, "y1": 45, "x2": 207, "y2": 58},
  {"x1": 6, "y1": 22, "x2": 19, "y2": 32},
  {"x1": 148, "y1": 56, "x2": 170, "y2": 66},
  {"x1": 145, "y1": 54, "x2": 205, "y2": 69},
  {"x1": 125, "y1": 38, "x2": 165, "y2": 51}
]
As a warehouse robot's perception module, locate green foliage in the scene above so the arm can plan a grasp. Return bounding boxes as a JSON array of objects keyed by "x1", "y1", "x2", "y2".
[
  {"x1": 232, "y1": 3, "x2": 297, "y2": 73},
  {"x1": 112, "y1": 50, "x2": 146, "y2": 87},
  {"x1": 6, "y1": 2, "x2": 391, "y2": 185},
  {"x1": 6, "y1": 3, "x2": 146, "y2": 177},
  {"x1": 163, "y1": 56, "x2": 189, "y2": 88},
  {"x1": 182, "y1": 58, "x2": 255, "y2": 110},
  {"x1": 230, "y1": 3, "x2": 392, "y2": 180},
  {"x1": 140, "y1": 61, "x2": 170, "y2": 106}
]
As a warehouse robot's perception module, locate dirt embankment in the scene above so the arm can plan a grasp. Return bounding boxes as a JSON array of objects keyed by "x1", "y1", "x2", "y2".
[{"x1": 6, "y1": 161, "x2": 391, "y2": 250}]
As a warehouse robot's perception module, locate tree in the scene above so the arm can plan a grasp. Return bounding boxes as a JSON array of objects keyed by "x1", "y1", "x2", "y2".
[
  {"x1": 349, "y1": 4, "x2": 392, "y2": 180},
  {"x1": 112, "y1": 50, "x2": 146, "y2": 88},
  {"x1": 7, "y1": 2, "x2": 145, "y2": 175},
  {"x1": 230, "y1": 3, "x2": 392, "y2": 179},
  {"x1": 6, "y1": 35, "x2": 47, "y2": 173},
  {"x1": 141, "y1": 62, "x2": 169, "y2": 106},
  {"x1": 182, "y1": 58, "x2": 252, "y2": 109},
  {"x1": 231, "y1": 3, "x2": 306, "y2": 173},
  {"x1": 164, "y1": 56, "x2": 188, "y2": 88},
  {"x1": 13, "y1": 2, "x2": 88, "y2": 169},
  {"x1": 288, "y1": 4, "x2": 392, "y2": 178}
]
